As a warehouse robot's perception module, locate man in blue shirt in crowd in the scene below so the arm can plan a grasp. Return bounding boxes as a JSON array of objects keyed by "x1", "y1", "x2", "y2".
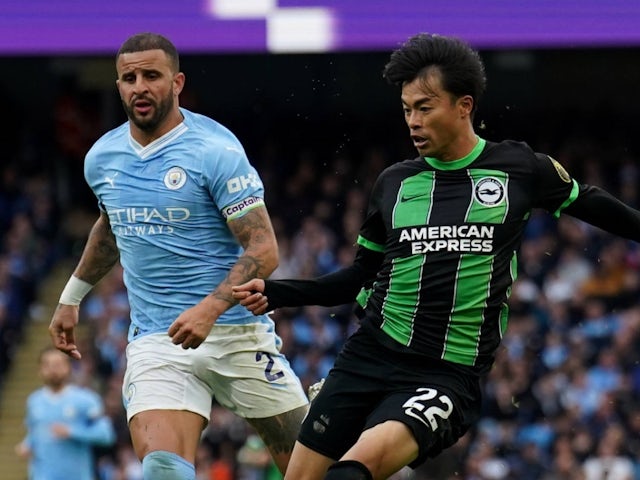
[{"x1": 15, "y1": 347, "x2": 116, "y2": 480}]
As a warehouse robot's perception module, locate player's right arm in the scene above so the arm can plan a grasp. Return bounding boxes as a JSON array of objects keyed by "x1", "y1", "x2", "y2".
[
  {"x1": 233, "y1": 245, "x2": 383, "y2": 315},
  {"x1": 234, "y1": 189, "x2": 386, "y2": 315},
  {"x1": 14, "y1": 438, "x2": 31, "y2": 459},
  {"x1": 49, "y1": 211, "x2": 119, "y2": 359}
]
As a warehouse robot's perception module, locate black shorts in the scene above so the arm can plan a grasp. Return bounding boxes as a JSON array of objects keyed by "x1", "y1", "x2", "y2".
[{"x1": 297, "y1": 327, "x2": 482, "y2": 468}]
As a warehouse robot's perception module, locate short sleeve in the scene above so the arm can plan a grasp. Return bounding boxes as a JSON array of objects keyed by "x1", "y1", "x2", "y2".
[
  {"x1": 532, "y1": 153, "x2": 580, "y2": 217},
  {"x1": 202, "y1": 135, "x2": 266, "y2": 221},
  {"x1": 357, "y1": 174, "x2": 386, "y2": 252}
]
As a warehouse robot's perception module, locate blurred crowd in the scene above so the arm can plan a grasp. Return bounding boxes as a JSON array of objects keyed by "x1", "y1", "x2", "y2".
[
  {"x1": 3, "y1": 76, "x2": 640, "y2": 480},
  {"x1": 0, "y1": 163, "x2": 60, "y2": 386}
]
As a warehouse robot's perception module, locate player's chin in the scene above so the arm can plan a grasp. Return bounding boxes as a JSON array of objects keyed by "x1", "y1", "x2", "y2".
[{"x1": 413, "y1": 144, "x2": 429, "y2": 157}]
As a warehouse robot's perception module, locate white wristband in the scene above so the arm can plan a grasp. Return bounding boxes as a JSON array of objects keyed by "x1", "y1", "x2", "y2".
[{"x1": 59, "y1": 275, "x2": 94, "y2": 306}]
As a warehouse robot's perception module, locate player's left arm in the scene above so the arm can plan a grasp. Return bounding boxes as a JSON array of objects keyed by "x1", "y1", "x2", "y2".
[
  {"x1": 63, "y1": 416, "x2": 116, "y2": 447},
  {"x1": 16, "y1": 398, "x2": 35, "y2": 458},
  {"x1": 563, "y1": 184, "x2": 640, "y2": 240},
  {"x1": 217, "y1": 204, "x2": 279, "y2": 305},
  {"x1": 168, "y1": 205, "x2": 277, "y2": 348},
  {"x1": 58, "y1": 395, "x2": 116, "y2": 447},
  {"x1": 14, "y1": 435, "x2": 31, "y2": 459},
  {"x1": 534, "y1": 152, "x2": 640, "y2": 240}
]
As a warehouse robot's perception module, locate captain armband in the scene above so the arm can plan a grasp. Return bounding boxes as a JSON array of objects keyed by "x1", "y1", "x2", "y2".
[{"x1": 59, "y1": 275, "x2": 94, "y2": 306}]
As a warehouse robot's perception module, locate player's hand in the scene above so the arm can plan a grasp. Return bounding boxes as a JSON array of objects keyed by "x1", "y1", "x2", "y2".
[
  {"x1": 50, "y1": 423, "x2": 71, "y2": 439},
  {"x1": 232, "y1": 279, "x2": 269, "y2": 315},
  {"x1": 168, "y1": 302, "x2": 216, "y2": 349},
  {"x1": 14, "y1": 441, "x2": 30, "y2": 459},
  {"x1": 49, "y1": 304, "x2": 82, "y2": 359}
]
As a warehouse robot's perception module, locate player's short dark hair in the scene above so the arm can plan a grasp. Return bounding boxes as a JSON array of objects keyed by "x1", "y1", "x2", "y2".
[
  {"x1": 117, "y1": 32, "x2": 180, "y2": 72},
  {"x1": 383, "y1": 33, "x2": 486, "y2": 115}
]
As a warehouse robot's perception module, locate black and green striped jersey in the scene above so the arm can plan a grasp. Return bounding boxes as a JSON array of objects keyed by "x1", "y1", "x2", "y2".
[
  {"x1": 263, "y1": 136, "x2": 640, "y2": 374},
  {"x1": 356, "y1": 138, "x2": 579, "y2": 373}
]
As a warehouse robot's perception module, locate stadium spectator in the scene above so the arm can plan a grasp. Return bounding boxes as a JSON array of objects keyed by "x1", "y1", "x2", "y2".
[
  {"x1": 582, "y1": 424, "x2": 635, "y2": 480},
  {"x1": 0, "y1": 163, "x2": 60, "y2": 384},
  {"x1": 15, "y1": 347, "x2": 116, "y2": 480}
]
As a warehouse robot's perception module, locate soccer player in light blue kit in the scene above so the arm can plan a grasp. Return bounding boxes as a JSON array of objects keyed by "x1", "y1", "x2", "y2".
[
  {"x1": 48, "y1": 32, "x2": 309, "y2": 480},
  {"x1": 15, "y1": 347, "x2": 115, "y2": 480}
]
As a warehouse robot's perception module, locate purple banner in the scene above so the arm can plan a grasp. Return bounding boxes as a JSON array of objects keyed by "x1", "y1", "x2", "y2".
[{"x1": 2, "y1": 0, "x2": 639, "y2": 55}]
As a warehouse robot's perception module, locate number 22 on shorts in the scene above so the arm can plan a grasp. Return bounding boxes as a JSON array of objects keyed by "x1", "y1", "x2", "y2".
[{"x1": 403, "y1": 387, "x2": 453, "y2": 430}]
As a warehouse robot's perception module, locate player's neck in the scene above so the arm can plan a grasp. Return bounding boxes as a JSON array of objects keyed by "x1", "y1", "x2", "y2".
[
  {"x1": 441, "y1": 129, "x2": 479, "y2": 162},
  {"x1": 45, "y1": 383, "x2": 68, "y2": 394},
  {"x1": 131, "y1": 108, "x2": 184, "y2": 147}
]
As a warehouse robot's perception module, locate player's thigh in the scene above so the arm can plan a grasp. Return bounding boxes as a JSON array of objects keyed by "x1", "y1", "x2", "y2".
[
  {"x1": 245, "y1": 404, "x2": 309, "y2": 474},
  {"x1": 129, "y1": 409, "x2": 206, "y2": 463},
  {"x1": 123, "y1": 333, "x2": 212, "y2": 463},
  {"x1": 295, "y1": 361, "x2": 388, "y2": 462},
  {"x1": 283, "y1": 441, "x2": 336, "y2": 480},
  {"x1": 365, "y1": 385, "x2": 474, "y2": 470},
  {"x1": 342, "y1": 420, "x2": 418, "y2": 480},
  {"x1": 204, "y1": 324, "x2": 308, "y2": 419},
  {"x1": 122, "y1": 333, "x2": 214, "y2": 422}
]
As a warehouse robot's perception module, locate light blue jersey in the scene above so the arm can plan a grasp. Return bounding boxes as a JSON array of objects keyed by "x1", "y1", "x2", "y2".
[
  {"x1": 85, "y1": 108, "x2": 273, "y2": 340},
  {"x1": 23, "y1": 385, "x2": 115, "y2": 480}
]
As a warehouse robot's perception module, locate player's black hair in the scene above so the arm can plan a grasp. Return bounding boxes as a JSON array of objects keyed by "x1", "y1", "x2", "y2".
[
  {"x1": 117, "y1": 32, "x2": 180, "y2": 72},
  {"x1": 383, "y1": 33, "x2": 486, "y2": 116}
]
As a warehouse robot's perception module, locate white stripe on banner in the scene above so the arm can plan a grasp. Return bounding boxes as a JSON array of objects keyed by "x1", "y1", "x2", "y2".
[
  {"x1": 209, "y1": 0, "x2": 277, "y2": 19},
  {"x1": 267, "y1": 7, "x2": 334, "y2": 53},
  {"x1": 209, "y1": 1, "x2": 335, "y2": 53}
]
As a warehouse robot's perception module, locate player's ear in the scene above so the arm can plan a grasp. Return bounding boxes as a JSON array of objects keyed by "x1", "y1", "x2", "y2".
[
  {"x1": 173, "y1": 72, "x2": 186, "y2": 96},
  {"x1": 457, "y1": 95, "x2": 473, "y2": 118}
]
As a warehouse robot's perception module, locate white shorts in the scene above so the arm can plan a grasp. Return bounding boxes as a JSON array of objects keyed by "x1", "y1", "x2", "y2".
[{"x1": 122, "y1": 323, "x2": 308, "y2": 422}]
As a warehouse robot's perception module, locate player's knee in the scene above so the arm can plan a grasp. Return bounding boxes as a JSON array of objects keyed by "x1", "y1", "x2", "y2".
[
  {"x1": 324, "y1": 460, "x2": 373, "y2": 480},
  {"x1": 142, "y1": 450, "x2": 195, "y2": 480}
]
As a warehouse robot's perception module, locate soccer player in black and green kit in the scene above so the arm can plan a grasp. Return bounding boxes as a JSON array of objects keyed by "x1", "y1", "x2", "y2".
[{"x1": 233, "y1": 33, "x2": 640, "y2": 480}]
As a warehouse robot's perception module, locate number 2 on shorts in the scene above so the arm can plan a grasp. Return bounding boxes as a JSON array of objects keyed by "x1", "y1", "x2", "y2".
[{"x1": 255, "y1": 352, "x2": 285, "y2": 381}]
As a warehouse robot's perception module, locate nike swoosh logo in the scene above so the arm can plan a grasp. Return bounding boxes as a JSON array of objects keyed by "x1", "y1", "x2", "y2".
[{"x1": 400, "y1": 193, "x2": 428, "y2": 202}]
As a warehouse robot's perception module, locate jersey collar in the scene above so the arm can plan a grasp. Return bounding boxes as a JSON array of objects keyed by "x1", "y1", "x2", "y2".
[
  {"x1": 423, "y1": 137, "x2": 486, "y2": 170},
  {"x1": 129, "y1": 121, "x2": 189, "y2": 159}
]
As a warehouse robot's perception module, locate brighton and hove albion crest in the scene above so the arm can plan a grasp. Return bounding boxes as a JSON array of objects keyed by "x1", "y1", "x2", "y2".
[
  {"x1": 474, "y1": 177, "x2": 506, "y2": 206},
  {"x1": 164, "y1": 166, "x2": 187, "y2": 190}
]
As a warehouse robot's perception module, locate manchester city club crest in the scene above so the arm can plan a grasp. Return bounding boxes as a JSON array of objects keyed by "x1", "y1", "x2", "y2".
[
  {"x1": 124, "y1": 383, "x2": 136, "y2": 406},
  {"x1": 164, "y1": 166, "x2": 187, "y2": 190}
]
